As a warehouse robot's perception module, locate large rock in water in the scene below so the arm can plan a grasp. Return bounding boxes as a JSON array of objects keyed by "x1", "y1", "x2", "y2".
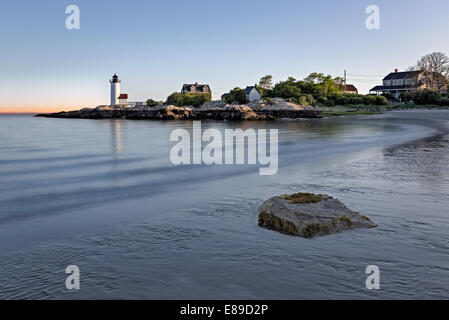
[{"x1": 258, "y1": 193, "x2": 376, "y2": 238}]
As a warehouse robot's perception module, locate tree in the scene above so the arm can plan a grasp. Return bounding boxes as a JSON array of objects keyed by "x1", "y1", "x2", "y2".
[
  {"x1": 258, "y1": 75, "x2": 273, "y2": 91},
  {"x1": 166, "y1": 92, "x2": 210, "y2": 107},
  {"x1": 316, "y1": 75, "x2": 340, "y2": 96},
  {"x1": 333, "y1": 76, "x2": 345, "y2": 92},
  {"x1": 409, "y1": 90, "x2": 441, "y2": 105},
  {"x1": 225, "y1": 88, "x2": 247, "y2": 104},
  {"x1": 409, "y1": 52, "x2": 449, "y2": 91},
  {"x1": 304, "y1": 73, "x2": 326, "y2": 84},
  {"x1": 146, "y1": 99, "x2": 159, "y2": 107},
  {"x1": 271, "y1": 81, "x2": 302, "y2": 99},
  {"x1": 333, "y1": 77, "x2": 345, "y2": 86},
  {"x1": 184, "y1": 93, "x2": 211, "y2": 107},
  {"x1": 166, "y1": 92, "x2": 184, "y2": 106},
  {"x1": 303, "y1": 73, "x2": 341, "y2": 95},
  {"x1": 261, "y1": 73, "x2": 379, "y2": 106}
]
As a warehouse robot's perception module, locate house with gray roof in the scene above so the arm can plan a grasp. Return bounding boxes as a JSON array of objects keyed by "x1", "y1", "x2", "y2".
[
  {"x1": 369, "y1": 69, "x2": 447, "y2": 99},
  {"x1": 244, "y1": 86, "x2": 261, "y2": 101},
  {"x1": 181, "y1": 83, "x2": 211, "y2": 96},
  {"x1": 221, "y1": 85, "x2": 261, "y2": 102}
]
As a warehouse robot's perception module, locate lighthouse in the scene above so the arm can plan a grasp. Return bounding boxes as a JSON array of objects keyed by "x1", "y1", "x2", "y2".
[{"x1": 109, "y1": 73, "x2": 121, "y2": 105}]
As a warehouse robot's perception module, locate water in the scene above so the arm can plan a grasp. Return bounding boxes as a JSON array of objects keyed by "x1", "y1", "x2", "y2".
[{"x1": 0, "y1": 111, "x2": 448, "y2": 299}]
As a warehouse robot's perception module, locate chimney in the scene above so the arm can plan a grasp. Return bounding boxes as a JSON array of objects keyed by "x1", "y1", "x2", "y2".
[
  {"x1": 395, "y1": 69, "x2": 398, "y2": 73},
  {"x1": 195, "y1": 82, "x2": 198, "y2": 86}
]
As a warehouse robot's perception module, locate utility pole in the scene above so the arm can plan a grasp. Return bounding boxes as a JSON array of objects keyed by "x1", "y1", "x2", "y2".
[{"x1": 344, "y1": 69, "x2": 347, "y2": 92}]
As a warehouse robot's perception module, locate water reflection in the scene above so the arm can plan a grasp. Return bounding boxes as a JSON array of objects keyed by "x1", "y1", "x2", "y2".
[{"x1": 111, "y1": 120, "x2": 125, "y2": 158}]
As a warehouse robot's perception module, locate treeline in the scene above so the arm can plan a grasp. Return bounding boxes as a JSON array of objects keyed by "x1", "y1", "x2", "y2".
[
  {"x1": 258, "y1": 74, "x2": 387, "y2": 106},
  {"x1": 145, "y1": 73, "x2": 389, "y2": 108}
]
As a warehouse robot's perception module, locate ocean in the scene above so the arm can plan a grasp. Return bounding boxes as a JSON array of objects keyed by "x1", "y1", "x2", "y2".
[{"x1": 0, "y1": 111, "x2": 448, "y2": 299}]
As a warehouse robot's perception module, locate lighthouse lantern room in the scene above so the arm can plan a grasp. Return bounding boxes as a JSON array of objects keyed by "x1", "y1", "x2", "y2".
[{"x1": 109, "y1": 74, "x2": 121, "y2": 105}]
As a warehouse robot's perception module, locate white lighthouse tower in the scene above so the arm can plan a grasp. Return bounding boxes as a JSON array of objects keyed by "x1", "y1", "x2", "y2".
[{"x1": 109, "y1": 73, "x2": 121, "y2": 105}]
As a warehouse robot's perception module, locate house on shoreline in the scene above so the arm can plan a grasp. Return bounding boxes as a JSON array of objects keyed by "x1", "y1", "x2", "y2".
[
  {"x1": 244, "y1": 86, "x2": 261, "y2": 101},
  {"x1": 341, "y1": 84, "x2": 358, "y2": 94},
  {"x1": 369, "y1": 69, "x2": 447, "y2": 99},
  {"x1": 181, "y1": 83, "x2": 211, "y2": 96},
  {"x1": 221, "y1": 85, "x2": 261, "y2": 102}
]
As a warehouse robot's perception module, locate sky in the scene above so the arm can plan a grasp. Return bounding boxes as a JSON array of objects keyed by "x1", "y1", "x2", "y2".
[{"x1": 1, "y1": 0, "x2": 449, "y2": 113}]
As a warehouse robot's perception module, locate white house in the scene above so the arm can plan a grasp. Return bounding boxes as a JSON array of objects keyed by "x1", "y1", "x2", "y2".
[
  {"x1": 221, "y1": 86, "x2": 261, "y2": 102},
  {"x1": 244, "y1": 86, "x2": 261, "y2": 101}
]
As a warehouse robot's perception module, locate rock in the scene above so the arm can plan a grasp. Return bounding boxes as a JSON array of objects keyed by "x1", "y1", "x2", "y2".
[
  {"x1": 258, "y1": 192, "x2": 376, "y2": 238},
  {"x1": 248, "y1": 98, "x2": 305, "y2": 111},
  {"x1": 200, "y1": 101, "x2": 227, "y2": 109},
  {"x1": 35, "y1": 99, "x2": 321, "y2": 120}
]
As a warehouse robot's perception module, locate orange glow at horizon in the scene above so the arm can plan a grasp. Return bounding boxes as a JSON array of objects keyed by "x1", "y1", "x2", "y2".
[
  {"x1": 0, "y1": 79, "x2": 108, "y2": 114},
  {"x1": 0, "y1": 99, "x2": 104, "y2": 114},
  {"x1": 0, "y1": 105, "x2": 96, "y2": 114}
]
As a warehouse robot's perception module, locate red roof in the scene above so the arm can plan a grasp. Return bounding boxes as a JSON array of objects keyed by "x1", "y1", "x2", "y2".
[
  {"x1": 344, "y1": 85, "x2": 358, "y2": 93},
  {"x1": 118, "y1": 94, "x2": 128, "y2": 99}
]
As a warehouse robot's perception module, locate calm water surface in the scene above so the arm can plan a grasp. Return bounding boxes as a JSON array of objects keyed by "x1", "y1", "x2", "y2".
[{"x1": 0, "y1": 111, "x2": 448, "y2": 299}]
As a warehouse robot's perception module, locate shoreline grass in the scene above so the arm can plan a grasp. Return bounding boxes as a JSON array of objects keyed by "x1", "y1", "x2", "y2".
[
  {"x1": 320, "y1": 109, "x2": 382, "y2": 117},
  {"x1": 387, "y1": 104, "x2": 449, "y2": 110}
]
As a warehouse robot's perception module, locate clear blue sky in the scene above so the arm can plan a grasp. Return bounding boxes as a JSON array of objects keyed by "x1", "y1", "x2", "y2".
[{"x1": 1, "y1": 0, "x2": 449, "y2": 112}]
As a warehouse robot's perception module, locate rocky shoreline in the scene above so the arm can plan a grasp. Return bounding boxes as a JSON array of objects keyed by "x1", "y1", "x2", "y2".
[{"x1": 35, "y1": 99, "x2": 321, "y2": 121}]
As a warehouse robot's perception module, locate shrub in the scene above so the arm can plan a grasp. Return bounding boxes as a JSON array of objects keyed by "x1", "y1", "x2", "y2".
[
  {"x1": 335, "y1": 96, "x2": 350, "y2": 106},
  {"x1": 413, "y1": 90, "x2": 441, "y2": 105},
  {"x1": 363, "y1": 95, "x2": 377, "y2": 105},
  {"x1": 264, "y1": 97, "x2": 274, "y2": 105},
  {"x1": 262, "y1": 89, "x2": 274, "y2": 98},
  {"x1": 183, "y1": 93, "x2": 211, "y2": 107},
  {"x1": 297, "y1": 96, "x2": 309, "y2": 106},
  {"x1": 225, "y1": 88, "x2": 247, "y2": 104},
  {"x1": 375, "y1": 95, "x2": 387, "y2": 105},
  {"x1": 439, "y1": 97, "x2": 449, "y2": 106},
  {"x1": 166, "y1": 92, "x2": 184, "y2": 106},
  {"x1": 349, "y1": 96, "x2": 365, "y2": 105},
  {"x1": 317, "y1": 96, "x2": 328, "y2": 105},
  {"x1": 400, "y1": 92, "x2": 414, "y2": 102},
  {"x1": 381, "y1": 93, "x2": 397, "y2": 101},
  {"x1": 166, "y1": 92, "x2": 211, "y2": 108},
  {"x1": 146, "y1": 99, "x2": 159, "y2": 107},
  {"x1": 305, "y1": 94, "x2": 315, "y2": 105}
]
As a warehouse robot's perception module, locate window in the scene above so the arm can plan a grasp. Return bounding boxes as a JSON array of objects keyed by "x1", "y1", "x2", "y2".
[
  {"x1": 383, "y1": 80, "x2": 391, "y2": 86},
  {"x1": 392, "y1": 79, "x2": 403, "y2": 86}
]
